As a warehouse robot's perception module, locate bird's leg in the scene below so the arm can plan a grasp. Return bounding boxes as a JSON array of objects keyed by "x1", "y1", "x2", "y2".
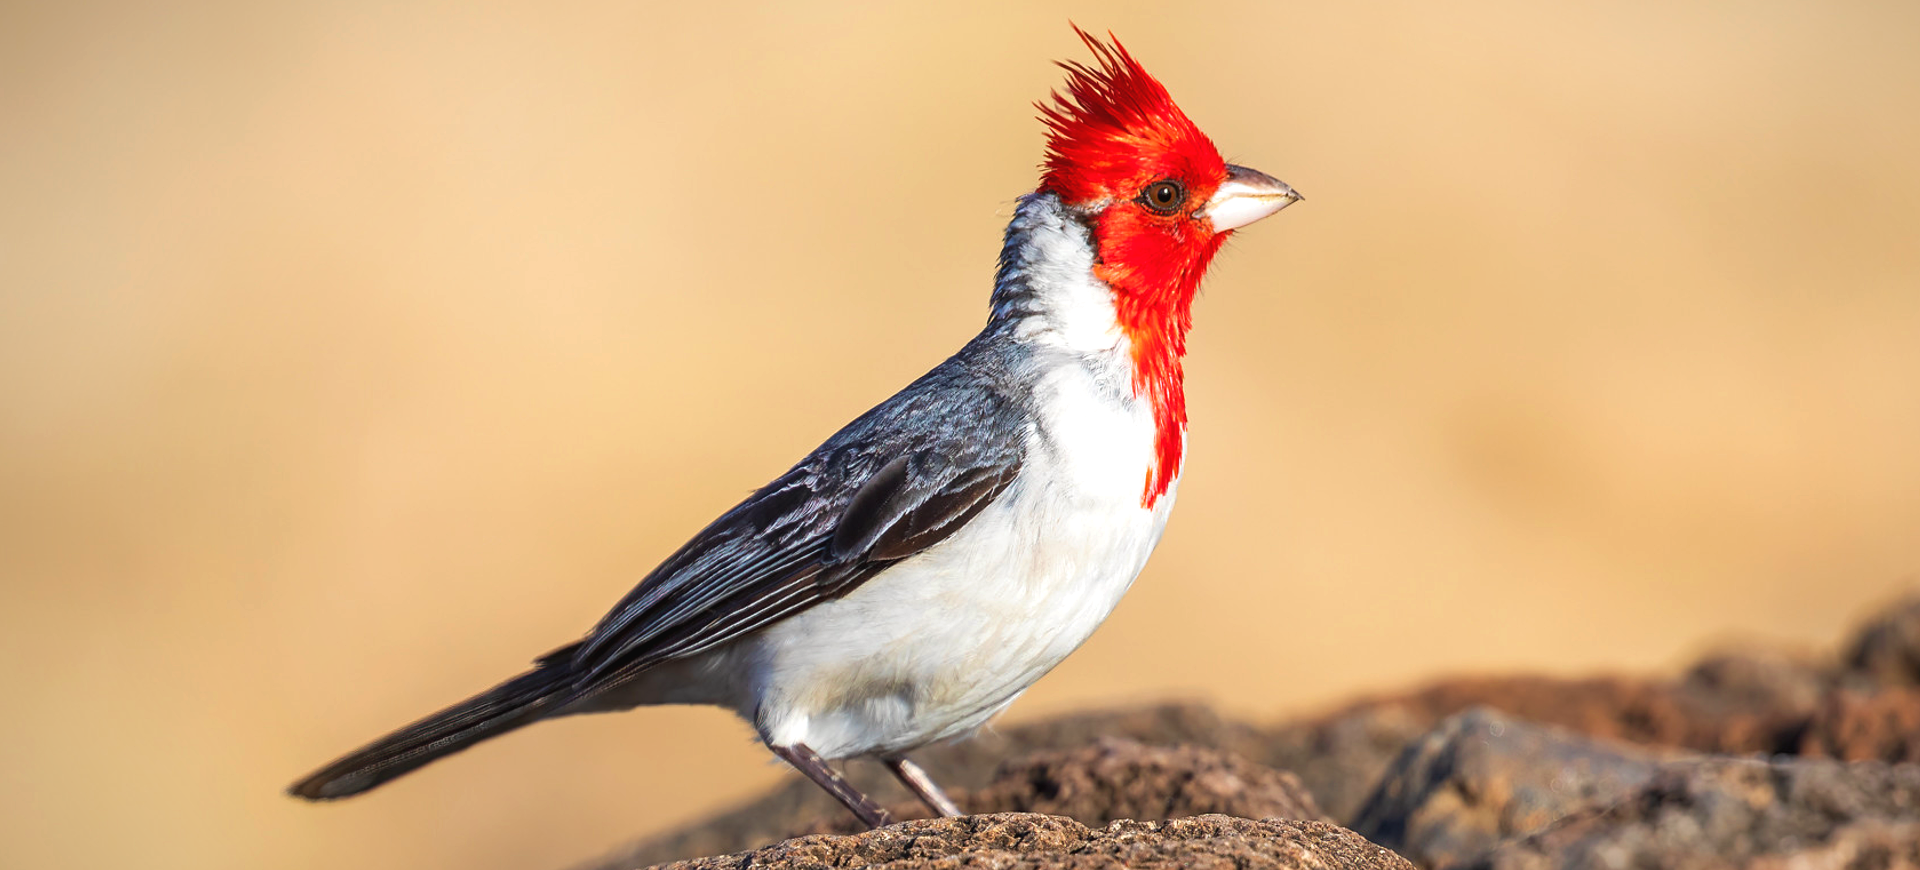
[
  {"x1": 885, "y1": 756, "x2": 965, "y2": 818},
  {"x1": 770, "y1": 743, "x2": 893, "y2": 829}
]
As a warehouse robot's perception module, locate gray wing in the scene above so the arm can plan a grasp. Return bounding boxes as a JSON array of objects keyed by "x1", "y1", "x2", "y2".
[{"x1": 564, "y1": 354, "x2": 1028, "y2": 692}]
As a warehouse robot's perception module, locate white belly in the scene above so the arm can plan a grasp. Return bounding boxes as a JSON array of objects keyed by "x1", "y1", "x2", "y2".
[{"x1": 745, "y1": 365, "x2": 1177, "y2": 759}]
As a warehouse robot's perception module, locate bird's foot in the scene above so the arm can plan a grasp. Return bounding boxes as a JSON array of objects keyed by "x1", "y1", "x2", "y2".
[
  {"x1": 770, "y1": 743, "x2": 893, "y2": 829},
  {"x1": 885, "y1": 756, "x2": 964, "y2": 818}
]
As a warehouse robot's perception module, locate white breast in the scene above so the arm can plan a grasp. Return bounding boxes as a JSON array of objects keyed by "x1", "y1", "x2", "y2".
[{"x1": 740, "y1": 355, "x2": 1178, "y2": 759}]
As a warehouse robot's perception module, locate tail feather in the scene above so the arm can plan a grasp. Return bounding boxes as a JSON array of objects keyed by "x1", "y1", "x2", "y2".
[{"x1": 288, "y1": 654, "x2": 580, "y2": 800}]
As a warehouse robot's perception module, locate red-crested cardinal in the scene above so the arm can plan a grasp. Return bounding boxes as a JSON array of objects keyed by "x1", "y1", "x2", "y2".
[{"x1": 290, "y1": 28, "x2": 1300, "y2": 827}]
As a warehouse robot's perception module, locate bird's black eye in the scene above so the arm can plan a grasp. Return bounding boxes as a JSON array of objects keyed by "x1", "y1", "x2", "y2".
[{"x1": 1137, "y1": 179, "x2": 1187, "y2": 215}]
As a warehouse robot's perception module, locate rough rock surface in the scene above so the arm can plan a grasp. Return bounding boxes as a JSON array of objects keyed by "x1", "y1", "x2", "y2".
[
  {"x1": 794, "y1": 740, "x2": 1326, "y2": 839},
  {"x1": 911, "y1": 703, "x2": 1274, "y2": 790},
  {"x1": 1316, "y1": 661, "x2": 1817, "y2": 760},
  {"x1": 1271, "y1": 597, "x2": 1920, "y2": 822},
  {"x1": 1260, "y1": 646, "x2": 1838, "y2": 822},
  {"x1": 650, "y1": 814, "x2": 1414, "y2": 870},
  {"x1": 1466, "y1": 758, "x2": 1920, "y2": 870},
  {"x1": 599, "y1": 736, "x2": 1319, "y2": 869},
  {"x1": 1264, "y1": 703, "x2": 1439, "y2": 823},
  {"x1": 963, "y1": 738, "x2": 1323, "y2": 827},
  {"x1": 1843, "y1": 595, "x2": 1920, "y2": 688},
  {"x1": 1350, "y1": 709, "x2": 1671, "y2": 869},
  {"x1": 1799, "y1": 687, "x2": 1920, "y2": 763}
]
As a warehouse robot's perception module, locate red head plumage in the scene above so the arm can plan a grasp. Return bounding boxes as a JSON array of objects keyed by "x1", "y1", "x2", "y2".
[
  {"x1": 1038, "y1": 28, "x2": 1236, "y2": 507},
  {"x1": 1039, "y1": 29, "x2": 1227, "y2": 209}
]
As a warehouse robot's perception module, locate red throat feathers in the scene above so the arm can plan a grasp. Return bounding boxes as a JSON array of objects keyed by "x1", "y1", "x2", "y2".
[{"x1": 1037, "y1": 29, "x2": 1234, "y2": 507}]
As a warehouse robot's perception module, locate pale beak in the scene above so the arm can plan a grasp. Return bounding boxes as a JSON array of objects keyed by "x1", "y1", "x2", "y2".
[{"x1": 1204, "y1": 164, "x2": 1303, "y2": 232}]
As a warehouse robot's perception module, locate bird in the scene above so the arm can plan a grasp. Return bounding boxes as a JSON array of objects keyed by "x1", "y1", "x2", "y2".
[{"x1": 288, "y1": 27, "x2": 1301, "y2": 828}]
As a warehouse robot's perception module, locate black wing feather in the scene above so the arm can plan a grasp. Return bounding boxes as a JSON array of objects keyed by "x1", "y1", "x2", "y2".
[
  {"x1": 837, "y1": 456, "x2": 1022, "y2": 562},
  {"x1": 568, "y1": 345, "x2": 1029, "y2": 693}
]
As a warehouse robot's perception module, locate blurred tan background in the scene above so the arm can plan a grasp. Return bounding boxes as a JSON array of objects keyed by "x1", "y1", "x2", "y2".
[{"x1": 4, "y1": 1, "x2": 1919, "y2": 868}]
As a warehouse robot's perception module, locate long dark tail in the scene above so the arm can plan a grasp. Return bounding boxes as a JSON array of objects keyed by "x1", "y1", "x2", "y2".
[{"x1": 288, "y1": 649, "x2": 581, "y2": 800}]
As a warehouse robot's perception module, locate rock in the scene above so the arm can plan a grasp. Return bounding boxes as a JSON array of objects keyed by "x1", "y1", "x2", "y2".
[
  {"x1": 1334, "y1": 666, "x2": 1818, "y2": 758},
  {"x1": 1466, "y1": 758, "x2": 1920, "y2": 870},
  {"x1": 596, "y1": 727, "x2": 1312, "y2": 868},
  {"x1": 915, "y1": 703, "x2": 1275, "y2": 790},
  {"x1": 788, "y1": 740, "x2": 1326, "y2": 840},
  {"x1": 1679, "y1": 646, "x2": 1829, "y2": 722},
  {"x1": 647, "y1": 814, "x2": 1414, "y2": 870},
  {"x1": 1843, "y1": 594, "x2": 1920, "y2": 688},
  {"x1": 1265, "y1": 703, "x2": 1438, "y2": 824},
  {"x1": 1350, "y1": 708, "x2": 1670, "y2": 869},
  {"x1": 965, "y1": 738, "x2": 1324, "y2": 825},
  {"x1": 1799, "y1": 687, "x2": 1920, "y2": 763},
  {"x1": 1265, "y1": 644, "x2": 1843, "y2": 829}
]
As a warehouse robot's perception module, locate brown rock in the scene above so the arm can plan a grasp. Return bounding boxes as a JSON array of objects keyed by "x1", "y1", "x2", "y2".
[
  {"x1": 1745, "y1": 821, "x2": 1920, "y2": 870},
  {"x1": 916, "y1": 703, "x2": 1274, "y2": 789},
  {"x1": 791, "y1": 740, "x2": 1325, "y2": 840},
  {"x1": 1337, "y1": 666, "x2": 1817, "y2": 757},
  {"x1": 1265, "y1": 702, "x2": 1438, "y2": 824},
  {"x1": 597, "y1": 726, "x2": 1312, "y2": 868},
  {"x1": 1259, "y1": 646, "x2": 1833, "y2": 828},
  {"x1": 1844, "y1": 594, "x2": 1920, "y2": 689},
  {"x1": 648, "y1": 814, "x2": 1413, "y2": 870},
  {"x1": 1799, "y1": 687, "x2": 1920, "y2": 763},
  {"x1": 1682, "y1": 646, "x2": 1827, "y2": 715},
  {"x1": 1467, "y1": 758, "x2": 1920, "y2": 870},
  {"x1": 1350, "y1": 708, "x2": 1671, "y2": 869},
  {"x1": 965, "y1": 738, "x2": 1323, "y2": 825}
]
